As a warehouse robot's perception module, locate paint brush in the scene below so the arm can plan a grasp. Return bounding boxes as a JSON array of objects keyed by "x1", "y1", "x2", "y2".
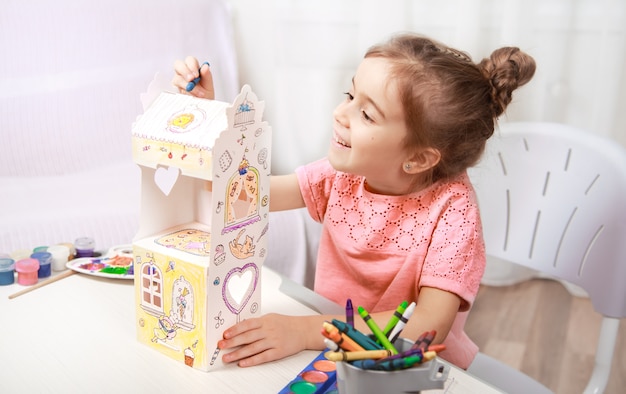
[{"x1": 8, "y1": 269, "x2": 77, "y2": 299}]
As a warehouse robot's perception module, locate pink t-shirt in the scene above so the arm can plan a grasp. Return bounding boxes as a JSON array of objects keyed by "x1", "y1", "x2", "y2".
[{"x1": 295, "y1": 158, "x2": 486, "y2": 369}]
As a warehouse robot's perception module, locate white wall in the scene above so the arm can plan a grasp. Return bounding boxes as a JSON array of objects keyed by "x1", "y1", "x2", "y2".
[
  {"x1": 0, "y1": 0, "x2": 239, "y2": 253},
  {"x1": 1, "y1": 0, "x2": 624, "y2": 260},
  {"x1": 229, "y1": 0, "x2": 626, "y2": 175}
]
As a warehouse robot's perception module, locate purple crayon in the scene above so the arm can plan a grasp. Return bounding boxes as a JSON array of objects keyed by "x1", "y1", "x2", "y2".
[{"x1": 346, "y1": 298, "x2": 354, "y2": 328}]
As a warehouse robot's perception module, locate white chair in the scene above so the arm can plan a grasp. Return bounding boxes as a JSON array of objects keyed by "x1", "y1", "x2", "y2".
[{"x1": 467, "y1": 122, "x2": 626, "y2": 394}]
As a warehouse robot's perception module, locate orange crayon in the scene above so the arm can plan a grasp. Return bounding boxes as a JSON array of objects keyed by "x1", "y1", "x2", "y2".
[
  {"x1": 322, "y1": 321, "x2": 365, "y2": 352},
  {"x1": 427, "y1": 343, "x2": 446, "y2": 353}
]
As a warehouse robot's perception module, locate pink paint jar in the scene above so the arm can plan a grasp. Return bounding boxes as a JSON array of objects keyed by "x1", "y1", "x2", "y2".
[{"x1": 15, "y1": 258, "x2": 40, "y2": 286}]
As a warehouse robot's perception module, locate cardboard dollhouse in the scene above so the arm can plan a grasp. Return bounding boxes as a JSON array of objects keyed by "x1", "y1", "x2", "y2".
[{"x1": 131, "y1": 77, "x2": 271, "y2": 371}]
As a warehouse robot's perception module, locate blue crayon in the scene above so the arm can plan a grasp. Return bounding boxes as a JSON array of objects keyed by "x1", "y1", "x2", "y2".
[
  {"x1": 331, "y1": 319, "x2": 383, "y2": 351},
  {"x1": 185, "y1": 62, "x2": 210, "y2": 92},
  {"x1": 352, "y1": 354, "x2": 423, "y2": 371},
  {"x1": 349, "y1": 358, "x2": 377, "y2": 370}
]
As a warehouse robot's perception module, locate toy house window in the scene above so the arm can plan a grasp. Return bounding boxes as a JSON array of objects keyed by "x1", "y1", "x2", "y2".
[
  {"x1": 223, "y1": 159, "x2": 261, "y2": 234},
  {"x1": 172, "y1": 276, "x2": 195, "y2": 330},
  {"x1": 140, "y1": 263, "x2": 164, "y2": 315}
]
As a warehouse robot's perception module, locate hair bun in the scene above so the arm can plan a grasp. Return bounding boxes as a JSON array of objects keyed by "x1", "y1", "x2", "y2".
[{"x1": 479, "y1": 47, "x2": 536, "y2": 117}]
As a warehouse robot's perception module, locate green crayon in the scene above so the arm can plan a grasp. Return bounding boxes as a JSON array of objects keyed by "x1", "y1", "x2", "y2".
[
  {"x1": 382, "y1": 300, "x2": 409, "y2": 337},
  {"x1": 357, "y1": 306, "x2": 398, "y2": 355}
]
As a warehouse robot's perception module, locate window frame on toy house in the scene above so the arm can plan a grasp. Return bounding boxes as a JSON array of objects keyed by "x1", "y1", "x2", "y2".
[{"x1": 140, "y1": 262, "x2": 164, "y2": 316}]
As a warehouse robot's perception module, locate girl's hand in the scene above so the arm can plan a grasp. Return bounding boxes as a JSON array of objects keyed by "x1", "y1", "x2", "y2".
[
  {"x1": 217, "y1": 313, "x2": 319, "y2": 367},
  {"x1": 172, "y1": 56, "x2": 215, "y2": 99}
]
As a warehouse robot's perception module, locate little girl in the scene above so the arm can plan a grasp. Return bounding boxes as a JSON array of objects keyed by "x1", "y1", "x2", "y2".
[{"x1": 173, "y1": 33, "x2": 535, "y2": 370}]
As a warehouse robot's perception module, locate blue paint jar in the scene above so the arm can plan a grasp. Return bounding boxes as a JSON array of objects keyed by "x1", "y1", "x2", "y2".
[
  {"x1": 31, "y1": 252, "x2": 53, "y2": 278},
  {"x1": 0, "y1": 258, "x2": 16, "y2": 285}
]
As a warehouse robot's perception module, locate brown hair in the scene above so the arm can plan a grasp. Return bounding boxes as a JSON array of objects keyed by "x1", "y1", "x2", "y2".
[{"x1": 365, "y1": 34, "x2": 536, "y2": 182}]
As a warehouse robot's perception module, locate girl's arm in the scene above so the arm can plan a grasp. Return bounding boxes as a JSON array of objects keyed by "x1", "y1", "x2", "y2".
[
  {"x1": 217, "y1": 287, "x2": 460, "y2": 368},
  {"x1": 367, "y1": 287, "x2": 461, "y2": 346},
  {"x1": 269, "y1": 174, "x2": 306, "y2": 212}
]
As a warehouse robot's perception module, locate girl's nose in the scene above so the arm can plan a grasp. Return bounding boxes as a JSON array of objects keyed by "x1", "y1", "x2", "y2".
[{"x1": 333, "y1": 102, "x2": 349, "y2": 127}]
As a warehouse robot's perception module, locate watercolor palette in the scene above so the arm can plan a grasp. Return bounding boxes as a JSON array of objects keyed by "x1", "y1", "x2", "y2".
[
  {"x1": 278, "y1": 350, "x2": 338, "y2": 394},
  {"x1": 66, "y1": 244, "x2": 134, "y2": 279}
]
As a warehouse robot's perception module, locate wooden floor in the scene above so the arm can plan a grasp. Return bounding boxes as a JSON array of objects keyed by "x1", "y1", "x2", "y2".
[{"x1": 465, "y1": 279, "x2": 626, "y2": 394}]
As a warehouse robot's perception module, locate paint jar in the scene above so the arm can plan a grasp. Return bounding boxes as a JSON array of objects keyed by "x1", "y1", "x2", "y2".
[
  {"x1": 335, "y1": 338, "x2": 449, "y2": 394},
  {"x1": 59, "y1": 242, "x2": 76, "y2": 261},
  {"x1": 10, "y1": 249, "x2": 32, "y2": 261},
  {"x1": 33, "y1": 246, "x2": 48, "y2": 253},
  {"x1": 47, "y1": 245, "x2": 71, "y2": 271},
  {"x1": 15, "y1": 258, "x2": 40, "y2": 286},
  {"x1": 31, "y1": 251, "x2": 53, "y2": 278},
  {"x1": 74, "y1": 237, "x2": 95, "y2": 258},
  {"x1": 0, "y1": 258, "x2": 16, "y2": 286}
]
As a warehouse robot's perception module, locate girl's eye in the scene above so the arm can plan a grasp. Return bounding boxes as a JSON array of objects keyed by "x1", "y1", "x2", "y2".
[{"x1": 344, "y1": 91, "x2": 373, "y2": 122}]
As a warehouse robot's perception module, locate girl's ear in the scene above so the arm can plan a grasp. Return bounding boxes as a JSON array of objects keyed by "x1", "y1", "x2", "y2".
[{"x1": 403, "y1": 148, "x2": 441, "y2": 174}]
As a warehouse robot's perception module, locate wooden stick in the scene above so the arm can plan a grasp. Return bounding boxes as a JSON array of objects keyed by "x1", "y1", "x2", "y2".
[{"x1": 8, "y1": 269, "x2": 77, "y2": 299}]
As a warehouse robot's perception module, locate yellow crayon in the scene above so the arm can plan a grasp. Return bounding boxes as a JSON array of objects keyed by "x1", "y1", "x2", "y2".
[
  {"x1": 423, "y1": 350, "x2": 437, "y2": 362},
  {"x1": 324, "y1": 349, "x2": 393, "y2": 362}
]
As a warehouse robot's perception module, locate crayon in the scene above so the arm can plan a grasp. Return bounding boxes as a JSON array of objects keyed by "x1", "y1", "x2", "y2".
[
  {"x1": 422, "y1": 350, "x2": 437, "y2": 362},
  {"x1": 357, "y1": 306, "x2": 398, "y2": 355},
  {"x1": 387, "y1": 301, "x2": 416, "y2": 343},
  {"x1": 427, "y1": 343, "x2": 446, "y2": 353},
  {"x1": 352, "y1": 351, "x2": 437, "y2": 371},
  {"x1": 185, "y1": 62, "x2": 210, "y2": 92},
  {"x1": 331, "y1": 319, "x2": 383, "y2": 351},
  {"x1": 411, "y1": 330, "x2": 428, "y2": 349},
  {"x1": 412, "y1": 329, "x2": 437, "y2": 351},
  {"x1": 323, "y1": 338, "x2": 340, "y2": 351},
  {"x1": 374, "y1": 347, "x2": 423, "y2": 364},
  {"x1": 324, "y1": 349, "x2": 393, "y2": 362},
  {"x1": 382, "y1": 300, "x2": 408, "y2": 337},
  {"x1": 345, "y1": 298, "x2": 354, "y2": 328},
  {"x1": 421, "y1": 330, "x2": 436, "y2": 350},
  {"x1": 322, "y1": 322, "x2": 365, "y2": 352},
  {"x1": 411, "y1": 330, "x2": 428, "y2": 350},
  {"x1": 351, "y1": 354, "x2": 423, "y2": 371}
]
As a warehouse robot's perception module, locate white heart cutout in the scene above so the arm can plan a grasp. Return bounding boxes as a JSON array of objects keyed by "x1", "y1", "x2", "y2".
[
  {"x1": 228, "y1": 270, "x2": 253, "y2": 305},
  {"x1": 223, "y1": 263, "x2": 259, "y2": 316},
  {"x1": 154, "y1": 166, "x2": 180, "y2": 196}
]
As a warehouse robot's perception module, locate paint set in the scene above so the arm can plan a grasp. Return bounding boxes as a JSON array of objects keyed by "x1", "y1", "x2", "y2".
[
  {"x1": 0, "y1": 237, "x2": 97, "y2": 287},
  {"x1": 278, "y1": 350, "x2": 338, "y2": 394}
]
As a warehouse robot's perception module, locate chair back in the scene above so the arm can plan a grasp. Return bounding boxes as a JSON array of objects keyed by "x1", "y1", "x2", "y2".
[{"x1": 469, "y1": 122, "x2": 626, "y2": 319}]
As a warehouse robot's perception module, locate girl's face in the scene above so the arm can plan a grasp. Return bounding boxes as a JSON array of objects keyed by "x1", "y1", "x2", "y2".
[{"x1": 328, "y1": 57, "x2": 411, "y2": 195}]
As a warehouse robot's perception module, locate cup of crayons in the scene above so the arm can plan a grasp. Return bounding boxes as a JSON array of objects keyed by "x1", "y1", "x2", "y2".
[{"x1": 325, "y1": 299, "x2": 449, "y2": 394}]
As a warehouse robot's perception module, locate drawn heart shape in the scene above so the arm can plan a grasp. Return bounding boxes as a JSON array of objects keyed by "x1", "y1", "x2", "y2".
[
  {"x1": 223, "y1": 263, "x2": 259, "y2": 315},
  {"x1": 154, "y1": 166, "x2": 180, "y2": 196}
]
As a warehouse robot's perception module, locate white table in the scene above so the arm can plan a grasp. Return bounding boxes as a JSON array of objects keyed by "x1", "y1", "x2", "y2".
[{"x1": 0, "y1": 267, "x2": 501, "y2": 393}]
